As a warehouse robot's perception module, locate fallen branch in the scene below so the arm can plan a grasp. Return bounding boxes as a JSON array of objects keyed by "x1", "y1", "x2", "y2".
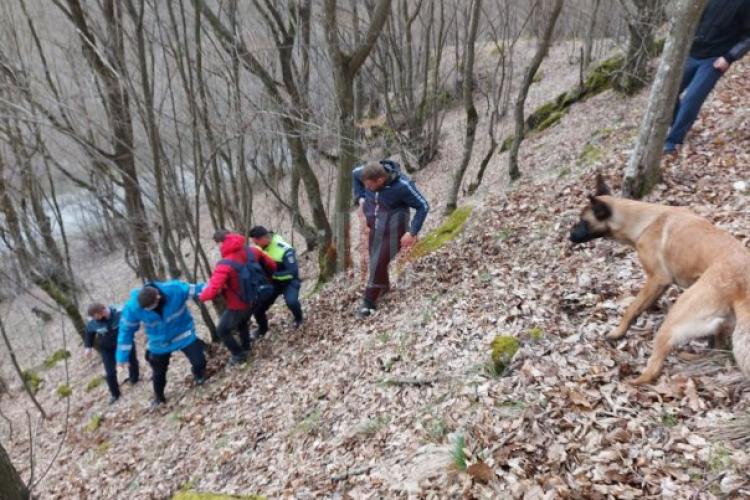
[
  {"x1": 332, "y1": 465, "x2": 373, "y2": 482},
  {"x1": 382, "y1": 376, "x2": 446, "y2": 387}
]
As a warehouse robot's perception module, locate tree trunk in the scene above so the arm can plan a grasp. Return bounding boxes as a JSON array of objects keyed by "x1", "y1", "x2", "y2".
[
  {"x1": 582, "y1": 0, "x2": 601, "y2": 70},
  {"x1": 621, "y1": 0, "x2": 709, "y2": 198},
  {"x1": 444, "y1": 0, "x2": 481, "y2": 214},
  {"x1": 62, "y1": 0, "x2": 157, "y2": 280},
  {"x1": 323, "y1": 0, "x2": 393, "y2": 273},
  {"x1": 508, "y1": 0, "x2": 563, "y2": 181},
  {"x1": 616, "y1": 0, "x2": 664, "y2": 94},
  {"x1": 0, "y1": 442, "x2": 29, "y2": 500}
]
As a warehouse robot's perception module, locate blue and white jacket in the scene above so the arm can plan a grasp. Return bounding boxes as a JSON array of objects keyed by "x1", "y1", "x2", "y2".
[
  {"x1": 352, "y1": 160, "x2": 430, "y2": 235},
  {"x1": 116, "y1": 281, "x2": 205, "y2": 363}
]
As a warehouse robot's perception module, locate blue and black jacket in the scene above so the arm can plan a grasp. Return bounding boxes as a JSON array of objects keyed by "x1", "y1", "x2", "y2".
[
  {"x1": 116, "y1": 281, "x2": 204, "y2": 363},
  {"x1": 691, "y1": 0, "x2": 750, "y2": 62},
  {"x1": 84, "y1": 307, "x2": 121, "y2": 351},
  {"x1": 352, "y1": 160, "x2": 430, "y2": 235}
]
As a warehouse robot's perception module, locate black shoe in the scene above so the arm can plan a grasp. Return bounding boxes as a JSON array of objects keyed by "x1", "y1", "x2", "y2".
[
  {"x1": 293, "y1": 318, "x2": 304, "y2": 329},
  {"x1": 251, "y1": 328, "x2": 267, "y2": 339},
  {"x1": 356, "y1": 306, "x2": 375, "y2": 319},
  {"x1": 195, "y1": 374, "x2": 207, "y2": 385},
  {"x1": 229, "y1": 352, "x2": 248, "y2": 366},
  {"x1": 108, "y1": 395, "x2": 119, "y2": 405},
  {"x1": 149, "y1": 398, "x2": 165, "y2": 411}
]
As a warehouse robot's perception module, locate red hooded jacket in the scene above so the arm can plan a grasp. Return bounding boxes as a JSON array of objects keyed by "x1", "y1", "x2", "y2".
[{"x1": 199, "y1": 233, "x2": 277, "y2": 310}]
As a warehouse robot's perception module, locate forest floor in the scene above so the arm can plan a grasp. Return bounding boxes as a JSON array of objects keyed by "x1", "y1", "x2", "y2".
[{"x1": 2, "y1": 50, "x2": 750, "y2": 498}]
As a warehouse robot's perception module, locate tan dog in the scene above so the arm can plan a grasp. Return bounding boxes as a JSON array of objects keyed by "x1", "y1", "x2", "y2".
[{"x1": 569, "y1": 175, "x2": 750, "y2": 385}]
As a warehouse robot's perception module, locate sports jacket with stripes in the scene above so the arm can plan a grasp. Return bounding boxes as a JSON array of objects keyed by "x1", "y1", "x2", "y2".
[{"x1": 352, "y1": 160, "x2": 430, "y2": 236}]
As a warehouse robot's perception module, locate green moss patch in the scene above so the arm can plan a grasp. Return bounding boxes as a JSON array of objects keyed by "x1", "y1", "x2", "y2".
[
  {"x1": 22, "y1": 370, "x2": 43, "y2": 394},
  {"x1": 411, "y1": 206, "x2": 473, "y2": 259},
  {"x1": 86, "y1": 376, "x2": 104, "y2": 393},
  {"x1": 56, "y1": 384, "x2": 72, "y2": 398},
  {"x1": 86, "y1": 414, "x2": 103, "y2": 432},
  {"x1": 43, "y1": 349, "x2": 72, "y2": 369},
  {"x1": 491, "y1": 336, "x2": 520, "y2": 375},
  {"x1": 173, "y1": 492, "x2": 266, "y2": 500}
]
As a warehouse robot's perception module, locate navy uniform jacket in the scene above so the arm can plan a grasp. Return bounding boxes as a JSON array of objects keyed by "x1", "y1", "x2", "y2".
[{"x1": 84, "y1": 307, "x2": 121, "y2": 351}]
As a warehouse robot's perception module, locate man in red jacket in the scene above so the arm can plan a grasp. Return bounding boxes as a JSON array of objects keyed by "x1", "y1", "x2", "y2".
[{"x1": 199, "y1": 231, "x2": 276, "y2": 364}]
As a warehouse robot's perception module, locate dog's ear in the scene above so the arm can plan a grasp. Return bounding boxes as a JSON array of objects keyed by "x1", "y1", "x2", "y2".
[
  {"x1": 595, "y1": 173, "x2": 612, "y2": 196},
  {"x1": 588, "y1": 196, "x2": 612, "y2": 221}
]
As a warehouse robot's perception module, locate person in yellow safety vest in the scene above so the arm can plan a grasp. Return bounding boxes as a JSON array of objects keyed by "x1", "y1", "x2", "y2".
[{"x1": 249, "y1": 226, "x2": 304, "y2": 334}]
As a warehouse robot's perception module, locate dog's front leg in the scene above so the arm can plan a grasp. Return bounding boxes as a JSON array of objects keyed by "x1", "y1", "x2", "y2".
[{"x1": 607, "y1": 277, "x2": 669, "y2": 340}]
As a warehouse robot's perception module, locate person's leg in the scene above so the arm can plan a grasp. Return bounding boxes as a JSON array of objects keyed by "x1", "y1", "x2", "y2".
[
  {"x1": 282, "y1": 280, "x2": 303, "y2": 323},
  {"x1": 216, "y1": 309, "x2": 245, "y2": 356},
  {"x1": 670, "y1": 57, "x2": 700, "y2": 124},
  {"x1": 146, "y1": 350, "x2": 170, "y2": 402},
  {"x1": 128, "y1": 345, "x2": 139, "y2": 384},
  {"x1": 100, "y1": 347, "x2": 120, "y2": 399},
  {"x1": 181, "y1": 339, "x2": 207, "y2": 381},
  {"x1": 364, "y1": 225, "x2": 388, "y2": 307},
  {"x1": 665, "y1": 57, "x2": 722, "y2": 148},
  {"x1": 237, "y1": 308, "x2": 253, "y2": 351},
  {"x1": 253, "y1": 288, "x2": 278, "y2": 336}
]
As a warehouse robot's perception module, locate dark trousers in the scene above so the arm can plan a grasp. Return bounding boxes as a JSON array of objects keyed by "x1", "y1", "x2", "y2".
[
  {"x1": 666, "y1": 56, "x2": 723, "y2": 147},
  {"x1": 100, "y1": 346, "x2": 139, "y2": 398},
  {"x1": 364, "y1": 214, "x2": 407, "y2": 306},
  {"x1": 256, "y1": 280, "x2": 303, "y2": 325},
  {"x1": 217, "y1": 307, "x2": 253, "y2": 355},
  {"x1": 253, "y1": 287, "x2": 278, "y2": 334},
  {"x1": 146, "y1": 339, "x2": 205, "y2": 402}
]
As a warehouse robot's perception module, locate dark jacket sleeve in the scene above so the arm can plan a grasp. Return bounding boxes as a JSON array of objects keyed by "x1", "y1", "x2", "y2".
[
  {"x1": 352, "y1": 165, "x2": 366, "y2": 205},
  {"x1": 250, "y1": 247, "x2": 278, "y2": 278},
  {"x1": 727, "y1": 7, "x2": 750, "y2": 62},
  {"x1": 274, "y1": 248, "x2": 299, "y2": 280},
  {"x1": 401, "y1": 180, "x2": 430, "y2": 235},
  {"x1": 84, "y1": 322, "x2": 95, "y2": 349}
]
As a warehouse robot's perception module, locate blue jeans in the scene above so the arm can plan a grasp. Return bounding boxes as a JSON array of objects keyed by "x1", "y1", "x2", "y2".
[
  {"x1": 100, "y1": 345, "x2": 138, "y2": 398},
  {"x1": 666, "y1": 56, "x2": 723, "y2": 148}
]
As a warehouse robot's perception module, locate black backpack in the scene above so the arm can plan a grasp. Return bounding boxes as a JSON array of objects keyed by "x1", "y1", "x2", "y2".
[{"x1": 219, "y1": 247, "x2": 272, "y2": 305}]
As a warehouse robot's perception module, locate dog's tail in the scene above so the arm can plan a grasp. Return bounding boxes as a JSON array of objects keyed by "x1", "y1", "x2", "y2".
[{"x1": 732, "y1": 299, "x2": 750, "y2": 378}]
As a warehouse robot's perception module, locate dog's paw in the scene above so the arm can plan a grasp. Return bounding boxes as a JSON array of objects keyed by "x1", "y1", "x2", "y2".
[
  {"x1": 605, "y1": 329, "x2": 626, "y2": 341},
  {"x1": 628, "y1": 374, "x2": 654, "y2": 386}
]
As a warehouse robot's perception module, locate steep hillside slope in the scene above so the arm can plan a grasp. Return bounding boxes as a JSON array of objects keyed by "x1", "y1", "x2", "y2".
[{"x1": 3, "y1": 60, "x2": 749, "y2": 498}]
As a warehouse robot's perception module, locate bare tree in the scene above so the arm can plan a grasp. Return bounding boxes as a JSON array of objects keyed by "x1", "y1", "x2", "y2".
[
  {"x1": 0, "y1": 441, "x2": 28, "y2": 500},
  {"x1": 621, "y1": 0, "x2": 709, "y2": 198},
  {"x1": 323, "y1": 0, "x2": 393, "y2": 272},
  {"x1": 582, "y1": 0, "x2": 602, "y2": 70},
  {"x1": 615, "y1": 0, "x2": 665, "y2": 94},
  {"x1": 508, "y1": 0, "x2": 563, "y2": 181},
  {"x1": 444, "y1": 0, "x2": 482, "y2": 214},
  {"x1": 0, "y1": 314, "x2": 46, "y2": 419},
  {"x1": 59, "y1": 0, "x2": 158, "y2": 280}
]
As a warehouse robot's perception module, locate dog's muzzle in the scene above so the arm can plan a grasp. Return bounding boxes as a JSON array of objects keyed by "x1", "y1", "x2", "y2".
[{"x1": 569, "y1": 220, "x2": 592, "y2": 243}]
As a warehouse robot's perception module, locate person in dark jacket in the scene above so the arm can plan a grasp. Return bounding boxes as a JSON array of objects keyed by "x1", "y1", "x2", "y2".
[
  {"x1": 352, "y1": 159, "x2": 429, "y2": 318},
  {"x1": 665, "y1": 0, "x2": 750, "y2": 153},
  {"x1": 199, "y1": 231, "x2": 277, "y2": 364},
  {"x1": 85, "y1": 303, "x2": 139, "y2": 404},
  {"x1": 118, "y1": 280, "x2": 206, "y2": 409},
  {"x1": 249, "y1": 226, "x2": 304, "y2": 330}
]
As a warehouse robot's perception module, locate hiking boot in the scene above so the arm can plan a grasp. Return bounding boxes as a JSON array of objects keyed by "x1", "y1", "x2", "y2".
[
  {"x1": 251, "y1": 328, "x2": 267, "y2": 339},
  {"x1": 149, "y1": 398, "x2": 166, "y2": 411},
  {"x1": 229, "y1": 351, "x2": 249, "y2": 366},
  {"x1": 356, "y1": 305, "x2": 375, "y2": 319},
  {"x1": 195, "y1": 374, "x2": 207, "y2": 385},
  {"x1": 108, "y1": 395, "x2": 119, "y2": 405}
]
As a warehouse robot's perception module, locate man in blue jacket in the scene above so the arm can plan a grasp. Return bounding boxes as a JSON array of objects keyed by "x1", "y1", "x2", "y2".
[
  {"x1": 117, "y1": 280, "x2": 206, "y2": 409},
  {"x1": 665, "y1": 0, "x2": 750, "y2": 153},
  {"x1": 85, "y1": 303, "x2": 139, "y2": 405},
  {"x1": 352, "y1": 159, "x2": 429, "y2": 318}
]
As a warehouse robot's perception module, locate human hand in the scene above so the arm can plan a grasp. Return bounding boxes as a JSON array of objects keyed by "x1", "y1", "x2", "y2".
[
  {"x1": 713, "y1": 57, "x2": 730, "y2": 74},
  {"x1": 400, "y1": 232, "x2": 417, "y2": 249}
]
